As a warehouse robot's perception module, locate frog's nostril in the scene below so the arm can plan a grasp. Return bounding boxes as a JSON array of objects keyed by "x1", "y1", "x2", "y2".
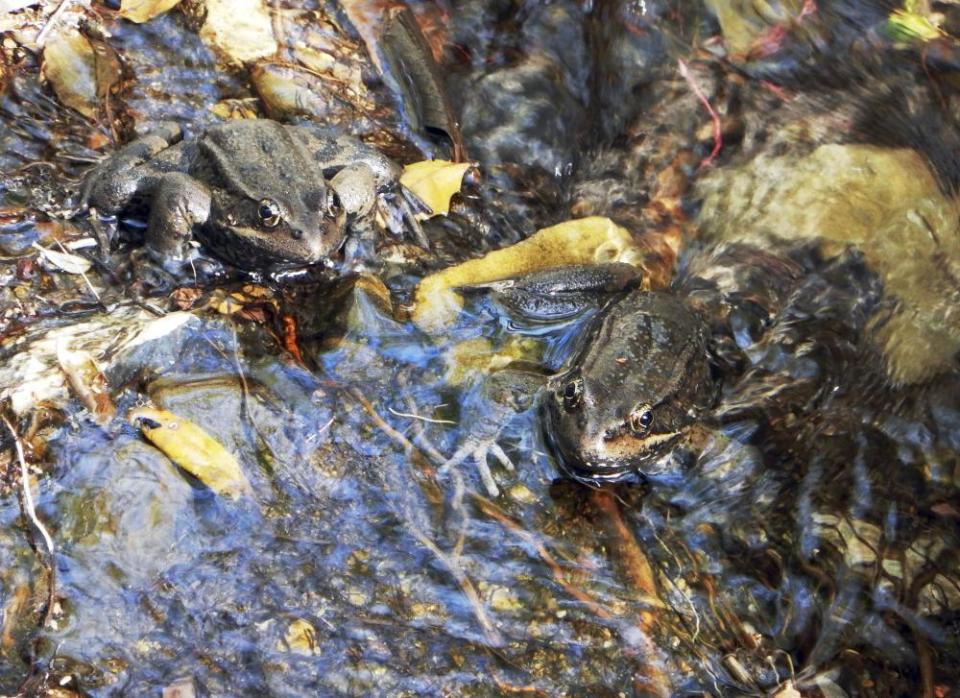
[{"x1": 290, "y1": 229, "x2": 304, "y2": 240}]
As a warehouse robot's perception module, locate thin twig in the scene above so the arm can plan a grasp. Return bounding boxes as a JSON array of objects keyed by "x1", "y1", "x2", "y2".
[
  {"x1": 52, "y1": 240, "x2": 105, "y2": 310},
  {"x1": 344, "y1": 387, "x2": 501, "y2": 645},
  {"x1": 347, "y1": 386, "x2": 419, "y2": 459},
  {"x1": 387, "y1": 407, "x2": 456, "y2": 425},
  {"x1": 3, "y1": 416, "x2": 56, "y2": 629},
  {"x1": 35, "y1": 0, "x2": 74, "y2": 47},
  {"x1": 678, "y1": 59, "x2": 722, "y2": 169}
]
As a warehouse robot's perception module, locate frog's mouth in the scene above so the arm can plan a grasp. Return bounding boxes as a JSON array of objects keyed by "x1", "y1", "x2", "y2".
[
  {"x1": 542, "y1": 402, "x2": 684, "y2": 482},
  {"x1": 205, "y1": 222, "x2": 333, "y2": 269}
]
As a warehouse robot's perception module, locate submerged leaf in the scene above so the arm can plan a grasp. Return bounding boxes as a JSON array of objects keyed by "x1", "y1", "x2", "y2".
[
  {"x1": 251, "y1": 63, "x2": 332, "y2": 119},
  {"x1": 282, "y1": 618, "x2": 318, "y2": 655},
  {"x1": 399, "y1": 160, "x2": 473, "y2": 219},
  {"x1": 119, "y1": 0, "x2": 183, "y2": 24},
  {"x1": 129, "y1": 407, "x2": 252, "y2": 498}
]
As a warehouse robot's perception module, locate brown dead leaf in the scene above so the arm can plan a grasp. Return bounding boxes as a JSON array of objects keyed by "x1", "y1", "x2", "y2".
[
  {"x1": 42, "y1": 29, "x2": 97, "y2": 118},
  {"x1": 56, "y1": 342, "x2": 115, "y2": 425},
  {"x1": 170, "y1": 287, "x2": 203, "y2": 310}
]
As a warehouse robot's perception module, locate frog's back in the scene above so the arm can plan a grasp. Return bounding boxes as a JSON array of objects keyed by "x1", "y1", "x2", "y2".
[{"x1": 200, "y1": 120, "x2": 326, "y2": 203}]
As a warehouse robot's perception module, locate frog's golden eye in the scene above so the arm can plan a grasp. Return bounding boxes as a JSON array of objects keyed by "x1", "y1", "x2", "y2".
[
  {"x1": 628, "y1": 404, "x2": 654, "y2": 435},
  {"x1": 257, "y1": 198, "x2": 282, "y2": 228},
  {"x1": 561, "y1": 377, "x2": 583, "y2": 410}
]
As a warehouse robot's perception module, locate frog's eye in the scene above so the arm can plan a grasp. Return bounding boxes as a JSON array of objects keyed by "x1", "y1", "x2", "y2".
[
  {"x1": 326, "y1": 191, "x2": 343, "y2": 218},
  {"x1": 628, "y1": 404, "x2": 654, "y2": 435},
  {"x1": 561, "y1": 377, "x2": 583, "y2": 410},
  {"x1": 257, "y1": 198, "x2": 282, "y2": 228}
]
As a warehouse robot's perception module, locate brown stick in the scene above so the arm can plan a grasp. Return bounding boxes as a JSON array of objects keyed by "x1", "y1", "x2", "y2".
[
  {"x1": 589, "y1": 488, "x2": 672, "y2": 697},
  {"x1": 2, "y1": 416, "x2": 56, "y2": 630}
]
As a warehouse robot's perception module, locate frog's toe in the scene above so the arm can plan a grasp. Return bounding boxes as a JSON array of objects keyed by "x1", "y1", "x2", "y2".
[
  {"x1": 472, "y1": 451, "x2": 500, "y2": 498},
  {"x1": 438, "y1": 437, "x2": 511, "y2": 497},
  {"x1": 488, "y1": 442, "x2": 515, "y2": 473},
  {"x1": 399, "y1": 188, "x2": 431, "y2": 249}
]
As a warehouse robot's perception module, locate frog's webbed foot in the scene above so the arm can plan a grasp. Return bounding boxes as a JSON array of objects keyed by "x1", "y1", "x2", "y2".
[
  {"x1": 439, "y1": 435, "x2": 515, "y2": 498},
  {"x1": 374, "y1": 186, "x2": 429, "y2": 249},
  {"x1": 437, "y1": 367, "x2": 546, "y2": 497},
  {"x1": 327, "y1": 158, "x2": 430, "y2": 251}
]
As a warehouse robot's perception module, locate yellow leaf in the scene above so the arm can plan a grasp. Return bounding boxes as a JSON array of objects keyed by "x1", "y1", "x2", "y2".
[
  {"x1": 887, "y1": 8, "x2": 944, "y2": 42},
  {"x1": 119, "y1": 0, "x2": 184, "y2": 24},
  {"x1": 412, "y1": 216, "x2": 645, "y2": 331},
  {"x1": 129, "y1": 408, "x2": 252, "y2": 499},
  {"x1": 399, "y1": 160, "x2": 473, "y2": 219}
]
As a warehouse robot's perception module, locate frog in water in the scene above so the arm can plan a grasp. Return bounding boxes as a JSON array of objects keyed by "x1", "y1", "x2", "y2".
[
  {"x1": 442, "y1": 245, "x2": 845, "y2": 491},
  {"x1": 83, "y1": 119, "x2": 413, "y2": 273},
  {"x1": 542, "y1": 290, "x2": 717, "y2": 481}
]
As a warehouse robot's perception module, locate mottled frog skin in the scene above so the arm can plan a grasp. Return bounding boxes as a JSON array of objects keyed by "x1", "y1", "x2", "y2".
[
  {"x1": 83, "y1": 119, "x2": 400, "y2": 271},
  {"x1": 543, "y1": 290, "x2": 716, "y2": 480}
]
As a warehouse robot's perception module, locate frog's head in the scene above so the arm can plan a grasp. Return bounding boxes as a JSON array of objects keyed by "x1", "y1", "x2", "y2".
[
  {"x1": 543, "y1": 292, "x2": 715, "y2": 481},
  {"x1": 202, "y1": 120, "x2": 346, "y2": 268}
]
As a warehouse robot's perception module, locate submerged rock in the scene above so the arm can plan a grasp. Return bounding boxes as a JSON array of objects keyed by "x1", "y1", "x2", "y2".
[{"x1": 696, "y1": 143, "x2": 960, "y2": 384}]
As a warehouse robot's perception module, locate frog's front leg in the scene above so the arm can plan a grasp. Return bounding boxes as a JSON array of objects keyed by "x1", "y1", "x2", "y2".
[
  {"x1": 83, "y1": 123, "x2": 183, "y2": 214},
  {"x1": 295, "y1": 128, "x2": 429, "y2": 246},
  {"x1": 329, "y1": 163, "x2": 379, "y2": 218},
  {"x1": 145, "y1": 172, "x2": 212, "y2": 272}
]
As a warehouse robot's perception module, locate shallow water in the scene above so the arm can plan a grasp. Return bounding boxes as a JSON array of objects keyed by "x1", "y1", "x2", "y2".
[{"x1": 1, "y1": 1, "x2": 959, "y2": 696}]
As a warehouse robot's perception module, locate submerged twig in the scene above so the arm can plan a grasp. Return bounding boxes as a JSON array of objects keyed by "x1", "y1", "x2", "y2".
[
  {"x1": 54, "y1": 240, "x2": 105, "y2": 311},
  {"x1": 347, "y1": 386, "x2": 419, "y2": 459},
  {"x1": 387, "y1": 406, "x2": 455, "y2": 425},
  {"x1": 3, "y1": 416, "x2": 56, "y2": 629},
  {"x1": 344, "y1": 388, "x2": 506, "y2": 644},
  {"x1": 35, "y1": 0, "x2": 74, "y2": 48},
  {"x1": 678, "y1": 59, "x2": 722, "y2": 169},
  {"x1": 589, "y1": 488, "x2": 672, "y2": 697}
]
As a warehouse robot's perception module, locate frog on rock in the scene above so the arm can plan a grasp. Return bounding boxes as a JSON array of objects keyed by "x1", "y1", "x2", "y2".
[{"x1": 83, "y1": 119, "x2": 405, "y2": 272}]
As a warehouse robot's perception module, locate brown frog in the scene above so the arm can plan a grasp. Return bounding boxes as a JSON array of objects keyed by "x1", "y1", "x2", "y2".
[
  {"x1": 83, "y1": 119, "x2": 405, "y2": 272},
  {"x1": 543, "y1": 290, "x2": 716, "y2": 480}
]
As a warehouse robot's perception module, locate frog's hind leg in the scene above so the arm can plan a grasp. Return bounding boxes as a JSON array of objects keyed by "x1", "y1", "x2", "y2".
[
  {"x1": 82, "y1": 123, "x2": 184, "y2": 214},
  {"x1": 144, "y1": 172, "x2": 212, "y2": 271}
]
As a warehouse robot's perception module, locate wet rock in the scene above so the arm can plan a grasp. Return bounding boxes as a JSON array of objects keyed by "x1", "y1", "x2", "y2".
[
  {"x1": 696, "y1": 143, "x2": 960, "y2": 384},
  {"x1": 460, "y1": 55, "x2": 584, "y2": 177},
  {"x1": 0, "y1": 308, "x2": 198, "y2": 417},
  {"x1": 588, "y1": 0, "x2": 670, "y2": 141}
]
